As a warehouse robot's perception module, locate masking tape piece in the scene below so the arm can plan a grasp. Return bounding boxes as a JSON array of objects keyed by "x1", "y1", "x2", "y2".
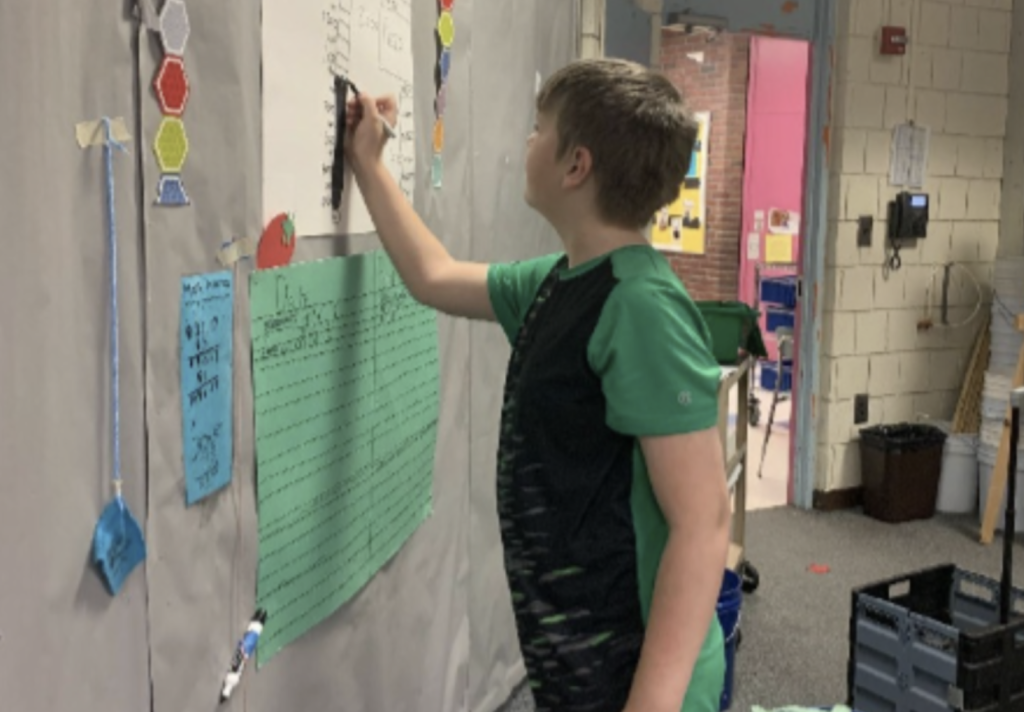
[
  {"x1": 76, "y1": 118, "x2": 132, "y2": 148},
  {"x1": 217, "y1": 236, "x2": 257, "y2": 267},
  {"x1": 135, "y1": 0, "x2": 160, "y2": 31}
]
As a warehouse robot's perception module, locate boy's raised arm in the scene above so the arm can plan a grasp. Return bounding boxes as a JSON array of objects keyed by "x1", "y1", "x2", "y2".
[{"x1": 346, "y1": 92, "x2": 495, "y2": 322}]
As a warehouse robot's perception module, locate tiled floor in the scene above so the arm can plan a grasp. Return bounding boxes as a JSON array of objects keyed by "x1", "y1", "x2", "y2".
[{"x1": 732, "y1": 386, "x2": 793, "y2": 511}]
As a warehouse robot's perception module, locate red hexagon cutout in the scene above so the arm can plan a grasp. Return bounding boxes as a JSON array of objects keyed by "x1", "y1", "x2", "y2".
[{"x1": 154, "y1": 55, "x2": 189, "y2": 117}]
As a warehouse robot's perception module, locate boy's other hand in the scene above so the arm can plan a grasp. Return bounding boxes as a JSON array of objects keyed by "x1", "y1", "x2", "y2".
[{"x1": 345, "y1": 92, "x2": 398, "y2": 169}]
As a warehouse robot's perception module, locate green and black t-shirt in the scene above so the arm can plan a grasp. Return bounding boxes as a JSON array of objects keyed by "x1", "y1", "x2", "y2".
[{"x1": 487, "y1": 244, "x2": 726, "y2": 712}]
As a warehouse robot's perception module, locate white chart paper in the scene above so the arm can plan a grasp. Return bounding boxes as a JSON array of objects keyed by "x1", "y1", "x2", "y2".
[{"x1": 262, "y1": 0, "x2": 416, "y2": 236}]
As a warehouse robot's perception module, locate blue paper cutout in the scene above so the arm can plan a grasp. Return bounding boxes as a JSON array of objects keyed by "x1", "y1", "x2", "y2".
[
  {"x1": 181, "y1": 271, "x2": 234, "y2": 505},
  {"x1": 435, "y1": 84, "x2": 447, "y2": 118},
  {"x1": 431, "y1": 154, "x2": 443, "y2": 188},
  {"x1": 92, "y1": 499, "x2": 147, "y2": 596},
  {"x1": 157, "y1": 174, "x2": 190, "y2": 206},
  {"x1": 440, "y1": 49, "x2": 451, "y2": 85},
  {"x1": 92, "y1": 118, "x2": 145, "y2": 598}
]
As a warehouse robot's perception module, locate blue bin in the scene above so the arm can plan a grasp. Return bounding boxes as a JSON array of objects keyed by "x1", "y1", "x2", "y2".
[
  {"x1": 760, "y1": 362, "x2": 793, "y2": 392},
  {"x1": 717, "y1": 569, "x2": 743, "y2": 711},
  {"x1": 765, "y1": 308, "x2": 795, "y2": 333},
  {"x1": 759, "y1": 275, "x2": 799, "y2": 308}
]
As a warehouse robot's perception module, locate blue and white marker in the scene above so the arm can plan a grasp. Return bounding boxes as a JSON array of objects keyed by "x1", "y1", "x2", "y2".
[{"x1": 219, "y1": 609, "x2": 267, "y2": 704}]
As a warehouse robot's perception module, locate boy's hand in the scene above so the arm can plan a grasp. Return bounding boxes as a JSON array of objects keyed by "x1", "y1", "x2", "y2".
[{"x1": 345, "y1": 92, "x2": 398, "y2": 169}]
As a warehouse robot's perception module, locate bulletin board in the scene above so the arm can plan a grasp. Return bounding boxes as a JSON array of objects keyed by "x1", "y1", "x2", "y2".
[
  {"x1": 651, "y1": 111, "x2": 710, "y2": 254},
  {"x1": 0, "y1": 1, "x2": 574, "y2": 712}
]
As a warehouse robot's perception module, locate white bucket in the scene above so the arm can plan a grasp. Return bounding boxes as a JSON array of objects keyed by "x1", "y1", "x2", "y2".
[
  {"x1": 977, "y1": 459, "x2": 1024, "y2": 533},
  {"x1": 937, "y1": 433, "x2": 979, "y2": 514}
]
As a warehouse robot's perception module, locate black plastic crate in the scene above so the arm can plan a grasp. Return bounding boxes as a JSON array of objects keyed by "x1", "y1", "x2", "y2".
[{"x1": 848, "y1": 565, "x2": 1024, "y2": 712}]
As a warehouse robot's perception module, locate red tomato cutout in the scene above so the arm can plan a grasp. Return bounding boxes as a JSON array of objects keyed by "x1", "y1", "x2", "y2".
[{"x1": 256, "y1": 213, "x2": 296, "y2": 269}]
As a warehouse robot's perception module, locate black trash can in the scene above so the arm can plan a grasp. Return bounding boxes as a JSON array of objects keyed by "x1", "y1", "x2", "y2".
[{"x1": 859, "y1": 423, "x2": 947, "y2": 523}]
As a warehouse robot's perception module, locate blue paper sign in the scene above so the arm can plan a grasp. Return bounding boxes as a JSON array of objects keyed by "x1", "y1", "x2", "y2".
[
  {"x1": 180, "y1": 271, "x2": 234, "y2": 505},
  {"x1": 92, "y1": 499, "x2": 147, "y2": 596}
]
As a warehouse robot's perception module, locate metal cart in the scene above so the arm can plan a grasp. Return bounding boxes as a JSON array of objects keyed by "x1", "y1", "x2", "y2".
[
  {"x1": 719, "y1": 356, "x2": 759, "y2": 595},
  {"x1": 749, "y1": 262, "x2": 800, "y2": 427}
]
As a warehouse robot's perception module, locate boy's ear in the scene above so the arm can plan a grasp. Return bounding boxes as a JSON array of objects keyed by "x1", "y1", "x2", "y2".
[{"x1": 563, "y1": 146, "x2": 593, "y2": 188}]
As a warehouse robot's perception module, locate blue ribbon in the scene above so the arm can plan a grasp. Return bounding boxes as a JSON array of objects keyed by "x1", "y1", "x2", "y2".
[{"x1": 102, "y1": 118, "x2": 129, "y2": 507}]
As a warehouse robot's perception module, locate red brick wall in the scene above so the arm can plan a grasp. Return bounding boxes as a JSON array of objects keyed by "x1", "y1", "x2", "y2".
[{"x1": 659, "y1": 31, "x2": 751, "y2": 302}]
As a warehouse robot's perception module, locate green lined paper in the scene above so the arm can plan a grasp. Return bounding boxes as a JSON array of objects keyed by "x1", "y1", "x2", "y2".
[{"x1": 250, "y1": 252, "x2": 438, "y2": 664}]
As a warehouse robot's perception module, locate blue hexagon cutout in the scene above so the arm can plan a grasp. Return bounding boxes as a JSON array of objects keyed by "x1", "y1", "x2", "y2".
[{"x1": 159, "y1": 0, "x2": 190, "y2": 56}]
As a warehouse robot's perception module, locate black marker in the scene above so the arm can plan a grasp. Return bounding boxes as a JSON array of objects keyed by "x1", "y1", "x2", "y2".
[
  {"x1": 331, "y1": 75, "x2": 348, "y2": 224},
  {"x1": 332, "y1": 76, "x2": 398, "y2": 225}
]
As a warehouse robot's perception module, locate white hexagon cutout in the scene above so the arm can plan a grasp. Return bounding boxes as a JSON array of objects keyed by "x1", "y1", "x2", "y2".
[{"x1": 159, "y1": 0, "x2": 190, "y2": 56}]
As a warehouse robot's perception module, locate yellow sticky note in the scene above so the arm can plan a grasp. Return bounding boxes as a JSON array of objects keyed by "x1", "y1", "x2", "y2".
[{"x1": 765, "y1": 234, "x2": 793, "y2": 263}]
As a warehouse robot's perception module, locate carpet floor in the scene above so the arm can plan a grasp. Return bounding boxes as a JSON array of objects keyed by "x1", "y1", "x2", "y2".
[
  {"x1": 732, "y1": 506, "x2": 1023, "y2": 711},
  {"x1": 497, "y1": 506, "x2": 1024, "y2": 712}
]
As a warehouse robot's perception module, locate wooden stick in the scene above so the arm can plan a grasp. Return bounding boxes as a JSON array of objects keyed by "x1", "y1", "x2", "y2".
[
  {"x1": 952, "y1": 314, "x2": 990, "y2": 434},
  {"x1": 980, "y1": 314, "x2": 1024, "y2": 544}
]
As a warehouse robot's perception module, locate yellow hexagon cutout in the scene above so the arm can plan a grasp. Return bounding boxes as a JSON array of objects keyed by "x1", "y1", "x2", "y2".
[
  {"x1": 437, "y1": 12, "x2": 454, "y2": 48},
  {"x1": 154, "y1": 117, "x2": 189, "y2": 173}
]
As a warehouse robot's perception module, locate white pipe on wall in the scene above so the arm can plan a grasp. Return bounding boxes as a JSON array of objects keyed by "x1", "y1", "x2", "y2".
[
  {"x1": 650, "y1": 12, "x2": 662, "y2": 67},
  {"x1": 999, "y1": 0, "x2": 1024, "y2": 257},
  {"x1": 579, "y1": 0, "x2": 605, "y2": 59}
]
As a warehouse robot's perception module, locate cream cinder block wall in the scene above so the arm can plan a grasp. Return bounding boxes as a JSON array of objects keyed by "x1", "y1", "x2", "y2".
[{"x1": 818, "y1": 0, "x2": 1011, "y2": 493}]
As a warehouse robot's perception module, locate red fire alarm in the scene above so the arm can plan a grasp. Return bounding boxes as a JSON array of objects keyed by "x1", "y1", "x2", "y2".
[{"x1": 880, "y1": 26, "x2": 908, "y2": 55}]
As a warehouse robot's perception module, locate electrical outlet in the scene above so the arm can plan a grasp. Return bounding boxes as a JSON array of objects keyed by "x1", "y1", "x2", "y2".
[
  {"x1": 854, "y1": 394, "x2": 869, "y2": 424},
  {"x1": 858, "y1": 215, "x2": 873, "y2": 247}
]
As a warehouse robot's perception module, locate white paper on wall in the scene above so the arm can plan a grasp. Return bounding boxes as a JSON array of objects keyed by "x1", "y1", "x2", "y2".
[
  {"x1": 747, "y1": 232, "x2": 761, "y2": 260},
  {"x1": 889, "y1": 122, "x2": 930, "y2": 189},
  {"x1": 262, "y1": 0, "x2": 416, "y2": 236}
]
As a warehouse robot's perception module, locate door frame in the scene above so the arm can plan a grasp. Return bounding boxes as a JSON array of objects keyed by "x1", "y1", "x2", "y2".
[
  {"x1": 603, "y1": 0, "x2": 836, "y2": 509},
  {"x1": 655, "y1": 2, "x2": 835, "y2": 510},
  {"x1": 739, "y1": 33, "x2": 813, "y2": 506},
  {"x1": 790, "y1": 0, "x2": 835, "y2": 509}
]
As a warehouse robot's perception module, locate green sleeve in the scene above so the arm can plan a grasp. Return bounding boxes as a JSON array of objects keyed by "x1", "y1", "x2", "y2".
[
  {"x1": 486, "y1": 254, "x2": 562, "y2": 343},
  {"x1": 588, "y1": 280, "x2": 720, "y2": 437}
]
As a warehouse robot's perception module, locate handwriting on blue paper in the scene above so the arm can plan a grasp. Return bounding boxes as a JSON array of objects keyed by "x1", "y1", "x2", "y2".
[
  {"x1": 180, "y1": 271, "x2": 234, "y2": 505},
  {"x1": 93, "y1": 499, "x2": 147, "y2": 596}
]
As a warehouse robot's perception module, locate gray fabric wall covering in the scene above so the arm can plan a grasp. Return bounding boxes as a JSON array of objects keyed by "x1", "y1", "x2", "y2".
[
  {"x1": 0, "y1": 1, "x2": 575, "y2": 711},
  {"x1": 0, "y1": 2, "x2": 151, "y2": 709},
  {"x1": 466, "y1": 4, "x2": 576, "y2": 710}
]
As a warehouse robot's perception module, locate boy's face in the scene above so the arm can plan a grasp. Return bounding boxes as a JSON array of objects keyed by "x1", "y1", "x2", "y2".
[
  {"x1": 524, "y1": 109, "x2": 593, "y2": 223},
  {"x1": 524, "y1": 110, "x2": 565, "y2": 217}
]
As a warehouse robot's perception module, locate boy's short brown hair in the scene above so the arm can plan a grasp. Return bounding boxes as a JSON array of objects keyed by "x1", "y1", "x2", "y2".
[{"x1": 536, "y1": 58, "x2": 697, "y2": 230}]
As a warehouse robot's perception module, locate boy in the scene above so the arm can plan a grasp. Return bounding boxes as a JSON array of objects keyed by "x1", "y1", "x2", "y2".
[{"x1": 345, "y1": 58, "x2": 730, "y2": 712}]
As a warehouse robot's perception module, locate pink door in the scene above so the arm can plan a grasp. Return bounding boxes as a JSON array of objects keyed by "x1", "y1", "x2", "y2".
[{"x1": 739, "y1": 36, "x2": 811, "y2": 501}]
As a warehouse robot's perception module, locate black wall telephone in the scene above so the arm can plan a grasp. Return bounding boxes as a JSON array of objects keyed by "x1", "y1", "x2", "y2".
[{"x1": 886, "y1": 191, "x2": 929, "y2": 270}]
